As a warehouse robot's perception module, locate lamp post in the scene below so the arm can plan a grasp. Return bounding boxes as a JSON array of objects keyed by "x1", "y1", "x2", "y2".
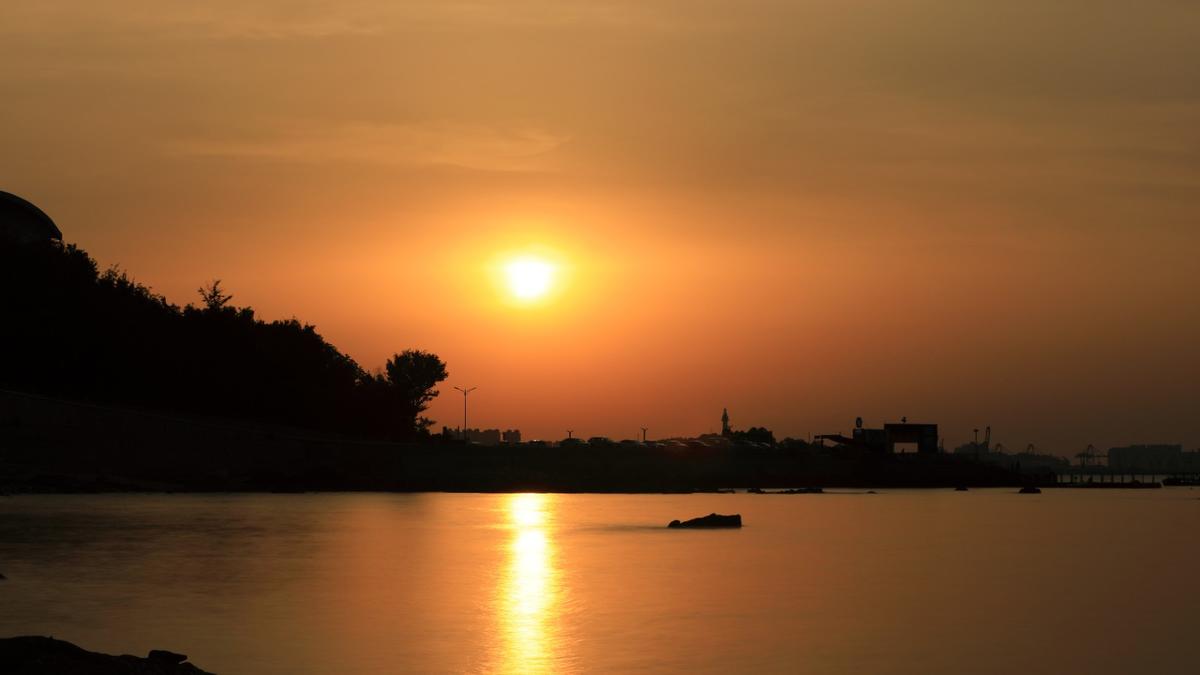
[{"x1": 454, "y1": 386, "x2": 477, "y2": 442}]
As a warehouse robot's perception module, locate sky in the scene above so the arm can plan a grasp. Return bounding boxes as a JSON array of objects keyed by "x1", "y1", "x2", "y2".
[{"x1": 2, "y1": 1, "x2": 1199, "y2": 453}]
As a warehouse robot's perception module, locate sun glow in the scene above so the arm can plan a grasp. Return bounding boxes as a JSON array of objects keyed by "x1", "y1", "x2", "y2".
[{"x1": 504, "y1": 257, "x2": 556, "y2": 301}]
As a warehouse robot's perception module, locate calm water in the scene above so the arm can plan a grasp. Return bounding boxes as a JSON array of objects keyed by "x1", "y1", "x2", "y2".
[{"x1": 1, "y1": 490, "x2": 1197, "y2": 674}]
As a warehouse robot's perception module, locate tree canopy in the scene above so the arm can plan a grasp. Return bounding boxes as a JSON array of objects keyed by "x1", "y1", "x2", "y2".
[{"x1": 385, "y1": 350, "x2": 449, "y2": 431}]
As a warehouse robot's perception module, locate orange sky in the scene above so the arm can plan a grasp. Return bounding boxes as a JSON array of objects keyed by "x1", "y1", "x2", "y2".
[{"x1": 3, "y1": 1, "x2": 1198, "y2": 452}]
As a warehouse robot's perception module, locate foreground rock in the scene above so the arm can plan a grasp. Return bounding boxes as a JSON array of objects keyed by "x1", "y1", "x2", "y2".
[
  {"x1": 667, "y1": 513, "x2": 742, "y2": 528},
  {"x1": 0, "y1": 636, "x2": 213, "y2": 675}
]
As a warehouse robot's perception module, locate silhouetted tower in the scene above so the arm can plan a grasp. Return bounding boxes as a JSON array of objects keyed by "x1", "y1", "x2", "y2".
[
  {"x1": 640, "y1": 427, "x2": 648, "y2": 443},
  {"x1": 721, "y1": 408, "x2": 731, "y2": 437}
]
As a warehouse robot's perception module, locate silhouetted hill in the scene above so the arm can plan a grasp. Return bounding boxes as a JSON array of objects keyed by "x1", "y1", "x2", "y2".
[{"x1": 0, "y1": 237, "x2": 445, "y2": 440}]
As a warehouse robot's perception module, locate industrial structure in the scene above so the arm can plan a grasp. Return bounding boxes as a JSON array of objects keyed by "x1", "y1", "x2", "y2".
[{"x1": 817, "y1": 417, "x2": 939, "y2": 455}]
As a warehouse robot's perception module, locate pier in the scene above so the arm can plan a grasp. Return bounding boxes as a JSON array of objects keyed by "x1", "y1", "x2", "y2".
[{"x1": 1051, "y1": 444, "x2": 1199, "y2": 487}]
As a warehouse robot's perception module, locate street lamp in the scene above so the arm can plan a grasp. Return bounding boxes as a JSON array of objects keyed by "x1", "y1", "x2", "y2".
[{"x1": 454, "y1": 386, "x2": 477, "y2": 442}]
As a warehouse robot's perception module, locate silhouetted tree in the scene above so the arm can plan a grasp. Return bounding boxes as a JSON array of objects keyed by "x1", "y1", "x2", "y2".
[
  {"x1": 384, "y1": 350, "x2": 448, "y2": 433},
  {"x1": 198, "y1": 279, "x2": 233, "y2": 311},
  {"x1": 732, "y1": 426, "x2": 776, "y2": 445}
]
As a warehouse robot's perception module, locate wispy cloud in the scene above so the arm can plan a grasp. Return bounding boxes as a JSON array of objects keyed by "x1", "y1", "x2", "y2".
[
  {"x1": 165, "y1": 121, "x2": 568, "y2": 172},
  {"x1": 0, "y1": 1, "x2": 692, "y2": 41},
  {"x1": 0, "y1": 2, "x2": 385, "y2": 40}
]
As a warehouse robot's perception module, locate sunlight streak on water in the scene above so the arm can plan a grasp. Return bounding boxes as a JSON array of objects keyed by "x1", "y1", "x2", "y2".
[{"x1": 496, "y1": 493, "x2": 559, "y2": 674}]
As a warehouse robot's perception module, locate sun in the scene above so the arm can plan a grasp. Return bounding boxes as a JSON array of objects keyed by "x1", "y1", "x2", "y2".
[{"x1": 504, "y1": 257, "x2": 556, "y2": 301}]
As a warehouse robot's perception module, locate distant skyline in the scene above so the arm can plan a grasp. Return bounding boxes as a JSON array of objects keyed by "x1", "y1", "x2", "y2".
[{"x1": 3, "y1": 1, "x2": 1198, "y2": 453}]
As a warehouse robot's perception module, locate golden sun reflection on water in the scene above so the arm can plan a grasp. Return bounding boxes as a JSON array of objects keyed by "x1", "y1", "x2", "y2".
[{"x1": 496, "y1": 493, "x2": 560, "y2": 674}]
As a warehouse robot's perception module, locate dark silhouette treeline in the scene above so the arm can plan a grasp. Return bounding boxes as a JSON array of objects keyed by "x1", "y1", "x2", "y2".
[{"x1": 0, "y1": 238, "x2": 446, "y2": 440}]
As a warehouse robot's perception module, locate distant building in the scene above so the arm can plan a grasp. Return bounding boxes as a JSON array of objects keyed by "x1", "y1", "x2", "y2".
[
  {"x1": 501, "y1": 429, "x2": 521, "y2": 444},
  {"x1": 0, "y1": 191, "x2": 62, "y2": 243},
  {"x1": 881, "y1": 422, "x2": 939, "y2": 454},
  {"x1": 818, "y1": 419, "x2": 939, "y2": 454},
  {"x1": 721, "y1": 408, "x2": 731, "y2": 437},
  {"x1": 1108, "y1": 445, "x2": 1183, "y2": 472},
  {"x1": 442, "y1": 427, "x2": 506, "y2": 445},
  {"x1": 467, "y1": 428, "x2": 502, "y2": 445},
  {"x1": 1184, "y1": 451, "x2": 1200, "y2": 472}
]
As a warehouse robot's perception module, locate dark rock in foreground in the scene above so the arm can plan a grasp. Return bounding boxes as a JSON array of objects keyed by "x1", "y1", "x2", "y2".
[
  {"x1": 0, "y1": 636, "x2": 213, "y2": 675},
  {"x1": 147, "y1": 650, "x2": 188, "y2": 665},
  {"x1": 1019, "y1": 486, "x2": 1042, "y2": 494},
  {"x1": 668, "y1": 513, "x2": 742, "y2": 528}
]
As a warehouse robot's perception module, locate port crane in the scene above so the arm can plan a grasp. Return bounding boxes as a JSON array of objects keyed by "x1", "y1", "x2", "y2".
[{"x1": 1074, "y1": 444, "x2": 1105, "y2": 468}]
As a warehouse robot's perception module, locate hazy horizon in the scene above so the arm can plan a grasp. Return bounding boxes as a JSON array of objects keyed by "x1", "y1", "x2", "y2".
[{"x1": 3, "y1": 1, "x2": 1198, "y2": 452}]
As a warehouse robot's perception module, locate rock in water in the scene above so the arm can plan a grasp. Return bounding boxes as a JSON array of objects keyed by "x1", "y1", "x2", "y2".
[
  {"x1": 1019, "y1": 486, "x2": 1042, "y2": 494},
  {"x1": 667, "y1": 513, "x2": 742, "y2": 528}
]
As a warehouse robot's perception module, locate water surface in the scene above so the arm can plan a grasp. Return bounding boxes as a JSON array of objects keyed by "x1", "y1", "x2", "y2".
[{"x1": 1, "y1": 490, "x2": 1197, "y2": 673}]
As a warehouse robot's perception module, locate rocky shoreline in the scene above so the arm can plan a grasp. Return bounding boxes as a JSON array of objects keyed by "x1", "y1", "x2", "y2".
[{"x1": 0, "y1": 636, "x2": 213, "y2": 675}]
